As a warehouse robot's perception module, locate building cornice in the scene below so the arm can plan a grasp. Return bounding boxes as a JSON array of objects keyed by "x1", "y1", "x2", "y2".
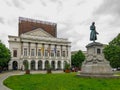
[{"x1": 20, "y1": 34, "x2": 71, "y2": 44}]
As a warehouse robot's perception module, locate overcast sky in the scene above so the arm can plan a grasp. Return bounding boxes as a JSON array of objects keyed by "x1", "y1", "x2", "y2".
[{"x1": 0, "y1": 0, "x2": 120, "y2": 51}]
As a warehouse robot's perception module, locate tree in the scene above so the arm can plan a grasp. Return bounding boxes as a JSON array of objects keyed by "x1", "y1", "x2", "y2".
[
  {"x1": 0, "y1": 41, "x2": 11, "y2": 69},
  {"x1": 109, "y1": 33, "x2": 120, "y2": 46},
  {"x1": 103, "y1": 45, "x2": 120, "y2": 68},
  {"x1": 71, "y1": 50, "x2": 85, "y2": 68},
  {"x1": 103, "y1": 33, "x2": 120, "y2": 68}
]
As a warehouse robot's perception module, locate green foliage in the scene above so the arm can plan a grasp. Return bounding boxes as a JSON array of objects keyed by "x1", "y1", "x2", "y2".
[
  {"x1": 0, "y1": 41, "x2": 11, "y2": 68},
  {"x1": 103, "y1": 45, "x2": 120, "y2": 68},
  {"x1": 4, "y1": 73, "x2": 120, "y2": 90},
  {"x1": 23, "y1": 61, "x2": 29, "y2": 70},
  {"x1": 103, "y1": 33, "x2": 120, "y2": 68},
  {"x1": 71, "y1": 50, "x2": 85, "y2": 68},
  {"x1": 109, "y1": 33, "x2": 120, "y2": 46},
  {"x1": 64, "y1": 62, "x2": 70, "y2": 70},
  {"x1": 46, "y1": 63, "x2": 52, "y2": 70}
]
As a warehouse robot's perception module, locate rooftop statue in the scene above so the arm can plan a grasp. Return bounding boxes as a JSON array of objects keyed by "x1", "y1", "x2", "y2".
[{"x1": 90, "y1": 22, "x2": 99, "y2": 42}]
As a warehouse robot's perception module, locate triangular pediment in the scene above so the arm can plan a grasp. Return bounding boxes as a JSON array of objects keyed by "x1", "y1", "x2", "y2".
[{"x1": 23, "y1": 28, "x2": 54, "y2": 37}]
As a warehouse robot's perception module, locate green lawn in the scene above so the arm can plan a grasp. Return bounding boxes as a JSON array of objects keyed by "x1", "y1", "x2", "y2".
[{"x1": 3, "y1": 72, "x2": 120, "y2": 90}]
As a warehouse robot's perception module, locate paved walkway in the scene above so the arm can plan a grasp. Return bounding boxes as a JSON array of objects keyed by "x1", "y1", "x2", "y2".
[
  {"x1": 0, "y1": 71, "x2": 24, "y2": 90},
  {"x1": 0, "y1": 70, "x2": 64, "y2": 90}
]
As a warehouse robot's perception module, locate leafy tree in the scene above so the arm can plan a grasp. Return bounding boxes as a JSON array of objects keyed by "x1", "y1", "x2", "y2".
[
  {"x1": 71, "y1": 50, "x2": 85, "y2": 68},
  {"x1": 109, "y1": 33, "x2": 120, "y2": 46},
  {"x1": 0, "y1": 41, "x2": 11, "y2": 69},
  {"x1": 103, "y1": 33, "x2": 120, "y2": 68},
  {"x1": 103, "y1": 45, "x2": 120, "y2": 68}
]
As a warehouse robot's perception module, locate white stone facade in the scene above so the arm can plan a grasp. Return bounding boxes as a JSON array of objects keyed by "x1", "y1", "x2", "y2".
[{"x1": 8, "y1": 28, "x2": 71, "y2": 70}]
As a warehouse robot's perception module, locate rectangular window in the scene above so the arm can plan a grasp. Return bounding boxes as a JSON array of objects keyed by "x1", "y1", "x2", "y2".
[
  {"x1": 57, "y1": 50, "x2": 60, "y2": 57},
  {"x1": 62, "y1": 51, "x2": 65, "y2": 57},
  {"x1": 38, "y1": 49, "x2": 41, "y2": 56},
  {"x1": 13, "y1": 50, "x2": 17, "y2": 57},
  {"x1": 51, "y1": 50, "x2": 54, "y2": 57},
  {"x1": 45, "y1": 50, "x2": 48, "y2": 56},
  {"x1": 24, "y1": 48, "x2": 27, "y2": 56},
  {"x1": 31, "y1": 49, "x2": 35, "y2": 56},
  {"x1": 66, "y1": 50, "x2": 68, "y2": 57},
  {"x1": 97, "y1": 48, "x2": 101, "y2": 54}
]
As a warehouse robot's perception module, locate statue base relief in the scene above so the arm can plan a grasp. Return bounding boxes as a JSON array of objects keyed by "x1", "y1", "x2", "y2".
[{"x1": 77, "y1": 42, "x2": 119, "y2": 78}]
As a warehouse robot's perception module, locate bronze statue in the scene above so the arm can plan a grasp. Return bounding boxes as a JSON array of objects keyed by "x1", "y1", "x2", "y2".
[{"x1": 90, "y1": 22, "x2": 99, "y2": 42}]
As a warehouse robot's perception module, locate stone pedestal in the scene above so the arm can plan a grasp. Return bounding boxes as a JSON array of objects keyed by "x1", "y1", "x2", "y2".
[{"x1": 80, "y1": 42, "x2": 113, "y2": 77}]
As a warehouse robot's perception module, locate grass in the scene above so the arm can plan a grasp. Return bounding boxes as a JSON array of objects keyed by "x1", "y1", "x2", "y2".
[{"x1": 3, "y1": 72, "x2": 120, "y2": 90}]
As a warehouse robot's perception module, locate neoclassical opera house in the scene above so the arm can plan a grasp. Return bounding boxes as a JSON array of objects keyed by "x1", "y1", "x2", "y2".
[{"x1": 8, "y1": 17, "x2": 71, "y2": 70}]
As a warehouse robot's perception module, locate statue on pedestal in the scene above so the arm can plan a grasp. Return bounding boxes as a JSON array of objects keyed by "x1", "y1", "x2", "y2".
[
  {"x1": 90, "y1": 22, "x2": 99, "y2": 42},
  {"x1": 77, "y1": 22, "x2": 114, "y2": 77}
]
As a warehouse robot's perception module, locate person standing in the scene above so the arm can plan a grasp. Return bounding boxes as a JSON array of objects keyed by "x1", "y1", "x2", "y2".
[{"x1": 90, "y1": 22, "x2": 99, "y2": 42}]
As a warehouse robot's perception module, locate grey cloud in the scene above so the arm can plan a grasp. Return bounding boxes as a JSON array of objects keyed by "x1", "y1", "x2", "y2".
[
  {"x1": 12, "y1": 0, "x2": 24, "y2": 9},
  {"x1": 0, "y1": 17, "x2": 5, "y2": 24},
  {"x1": 94, "y1": 0, "x2": 120, "y2": 27},
  {"x1": 7, "y1": 18, "x2": 17, "y2": 26},
  {"x1": 40, "y1": 0, "x2": 47, "y2": 6},
  {"x1": 76, "y1": 0, "x2": 86, "y2": 6},
  {"x1": 57, "y1": 22, "x2": 86, "y2": 50},
  {"x1": 39, "y1": 0, "x2": 63, "y2": 7},
  {"x1": 4, "y1": 0, "x2": 12, "y2": 7},
  {"x1": 21, "y1": 0, "x2": 34, "y2": 4},
  {"x1": 95, "y1": 0, "x2": 120, "y2": 16}
]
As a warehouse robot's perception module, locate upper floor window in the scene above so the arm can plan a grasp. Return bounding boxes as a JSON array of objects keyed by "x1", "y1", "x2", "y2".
[
  {"x1": 57, "y1": 50, "x2": 60, "y2": 57},
  {"x1": 31, "y1": 49, "x2": 35, "y2": 56},
  {"x1": 66, "y1": 50, "x2": 68, "y2": 57},
  {"x1": 13, "y1": 50, "x2": 17, "y2": 57},
  {"x1": 62, "y1": 51, "x2": 65, "y2": 57},
  {"x1": 24, "y1": 48, "x2": 27, "y2": 56},
  {"x1": 45, "y1": 50, "x2": 48, "y2": 56},
  {"x1": 51, "y1": 50, "x2": 54, "y2": 57},
  {"x1": 38, "y1": 49, "x2": 41, "y2": 56}
]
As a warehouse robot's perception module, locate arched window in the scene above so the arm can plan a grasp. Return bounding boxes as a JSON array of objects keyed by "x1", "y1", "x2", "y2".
[
  {"x1": 31, "y1": 60, "x2": 35, "y2": 70},
  {"x1": 23, "y1": 60, "x2": 28, "y2": 70},
  {"x1": 12, "y1": 61, "x2": 18, "y2": 70},
  {"x1": 58, "y1": 61, "x2": 61, "y2": 70},
  {"x1": 38, "y1": 60, "x2": 42, "y2": 70},
  {"x1": 51, "y1": 61, "x2": 55, "y2": 70},
  {"x1": 45, "y1": 61, "x2": 49, "y2": 70}
]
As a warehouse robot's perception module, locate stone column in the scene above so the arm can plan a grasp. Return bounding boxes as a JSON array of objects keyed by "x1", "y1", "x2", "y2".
[
  {"x1": 28, "y1": 42, "x2": 31, "y2": 56},
  {"x1": 21, "y1": 42, "x2": 23, "y2": 56},
  {"x1": 42, "y1": 43, "x2": 44, "y2": 58},
  {"x1": 49, "y1": 60, "x2": 52, "y2": 66},
  {"x1": 36, "y1": 43, "x2": 38, "y2": 57},
  {"x1": 28, "y1": 60, "x2": 31, "y2": 70},
  {"x1": 55, "y1": 60, "x2": 58, "y2": 69},
  {"x1": 35, "y1": 60, "x2": 38, "y2": 70},
  {"x1": 60, "y1": 45, "x2": 62, "y2": 57},
  {"x1": 18, "y1": 60, "x2": 20, "y2": 70},
  {"x1": 54, "y1": 45, "x2": 56, "y2": 57},
  {"x1": 48, "y1": 44, "x2": 51, "y2": 58},
  {"x1": 42, "y1": 60, "x2": 45, "y2": 70},
  {"x1": 66, "y1": 45, "x2": 68, "y2": 57},
  {"x1": 61, "y1": 61, "x2": 64, "y2": 69}
]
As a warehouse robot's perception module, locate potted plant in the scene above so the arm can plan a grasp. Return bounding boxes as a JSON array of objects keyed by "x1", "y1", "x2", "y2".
[
  {"x1": 64, "y1": 62, "x2": 70, "y2": 73},
  {"x1": 46, "y1": 63, "x2": 52, "y2": 74},
  {"x1": 24, "y1": 62, "x2": 30, "y2": 74}
]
